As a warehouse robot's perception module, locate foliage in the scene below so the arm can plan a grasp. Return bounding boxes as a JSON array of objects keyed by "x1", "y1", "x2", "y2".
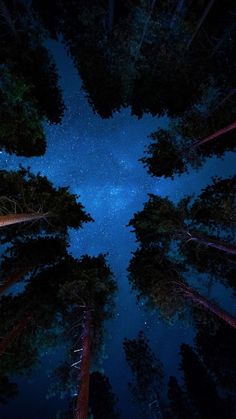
[
  {"x1": 0, "y1": 66, "x2": 46, "y2": 156},
  {"x1": 0, "y1": 168, "x2": 92, "y2": 242},
  {"x1": 88, "y1": 371, "x2": 120, "y2": 418},
  {"x1": 129, "y1": 182, "x2": 236, "y2": 290},
  {"x1": 124, "y1": 331, "x2": 164, "y2": 417}
]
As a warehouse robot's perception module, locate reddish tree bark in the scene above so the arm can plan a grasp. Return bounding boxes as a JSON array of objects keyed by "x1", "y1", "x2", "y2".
[
  {"x1": 183, "y1": 121, "x2": 236, "y2": 153},
  {"x1": 0, "y1": 315, "x2": 32, "y2": 357},
  {"x1": 187, "y1": 234, "x2": 236, "y2": 256},
  {"x1": 0, "y1": 213, "x2": 48, "y2": 228},
  {"x1": 179, "y1": 283, "x2": 236, "y2": 330},
  {"x1": 75, "y1": 310, "x2": 91, "y2": 419}
]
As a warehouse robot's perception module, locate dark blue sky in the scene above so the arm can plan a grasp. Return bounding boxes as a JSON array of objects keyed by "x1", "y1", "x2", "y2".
[{"x1": 0, "y1": 41, "x2": 235, "y2": 418}]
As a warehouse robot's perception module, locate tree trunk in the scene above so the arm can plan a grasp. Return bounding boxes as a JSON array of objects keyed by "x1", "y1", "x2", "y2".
[
  {"x1": 0, "y1": 315, "x2": 32, "y2": 356},
  {"x1": 0, "y1": 213, "x2": 48, "y2": 228},
  {"x1": 186, "y1": 0, "x2": 215, "y2": 50},
  {"x1": 180, "y1": 283, "x2": 236, "y2": 330},
  {"x1": 183, "y1": 121, "x2": 236, "y2": 153},
  {"x1": 75, "y1": 310, "x2": 91, "y2": 419},
  {"x1": 170, "y1": 0, "x2": 185, "y2": 29},
  {"x1": 0, "y1": 0, "x2": 18, "y2": 39},
  {"x1": 187, "y1": 233, "x2": 236, "y2": 256}
]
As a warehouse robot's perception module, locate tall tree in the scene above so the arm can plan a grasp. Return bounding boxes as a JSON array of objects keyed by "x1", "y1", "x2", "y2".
[
  {"x1": 128, "y1": 246, "x2": 236, "y2": 329},
  {"x1": 124, "y1": 331, "x2": 165, "y2": 418},
  {"x1": 0, "y1": 254, "x2": 116, "y2": 390},
  {"x1": 178, "y1": 343, "x2": 231, "y2": 419},
  {"x1": 129, "y1": 189, "x2": 236, "y2": 257},
  {"x1": 57, "y1": 254, "x2": 117, "y2": 419},
  {"x1": 0, "y1": 168, "x2": 92, "y2": 242},
  {"x1": 168, "y1": 376, "x2": 195, "y2": 419},
  {"x1": 167, "y1": 342, "x2": 232, "y2": 419},
  {"x1": 190, "y1": 175, "x2": 236, "y2": 232},
  {"x1": 0, "y1": 0, "x2": 65, "y2": 125},
  {"x1": 0, "y1": 236, "x2": 68, "y2": 294},
  {"x1": 88, "y1": 371, "x2": 120, "y2": 418},
  {"x1": 194, "y1": 319, "x2": 236, "y2": 396},
  {"x1": 142, "y1": 117, "x2": 236, "y2": 179},
  {"x1": 0, "y1": 67, "x2": 46, "y2": 156}
]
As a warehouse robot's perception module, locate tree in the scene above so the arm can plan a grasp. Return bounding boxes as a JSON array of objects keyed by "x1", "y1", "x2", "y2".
[
  {"x1": 194, "y1": 319, "x2": 236, "y2": 395},
  {"x1": 184, "y1": 121, "x2": 236, "y2": 151},
  {"x1": 129, "y1": 190, "x2": 236, "y2": 257},
  {"x1": 0, "y1": 236, "x2": 68, "y2": 294},
  {"x1": 57, "y1": 254, "x2": 117, "y2": 419},
  {"x1": 0, "y1": 252, "x2": 116, "y2": 378},
  {"x1": 0, "y1": 66, "x2": 46, "y2": 156},
  {"x1": 141, "y1": 129, "x2": 186, "y2": 179},
  {"x1": 0, "y1": 0, "x2": 65, "y2": 125},
  {"x1": 123, "y1": 331, "x2": 165, "y2": 418},
  {"x1": 0, "y1": 0, "x2": 65, "y2": 156},
  {"x1": 128, "y1": 246, "x2": 236, "y2": 329},
  {"x1": 0, "y1": 168, "x2": 92, "y2": 241},
  {"x1": 167, "y1": 343, "x2": 232, "y2": 419},
  {"x1": 142, "y1": 117, "x2": 236, "y2": 179},
  {"x1": 12, "y1": 0, "x2": 236, "y2": 121},
  {"x1": 0, "y1": 314, "x2": 32, "y2": 357},
  {"x1": 19, "y1": 0, "x2": 236, "y2": 122},
  {"x1": 0, "y1": 258, "x2": 71, "y2": 365},
  {"x1": 190, "y1": 176, "x2": 236, "y2": 232},
  {"x1": 168, "y1": 376, "x2": 195, "y2": 419},
  {"x1": 178, "y1": 343, "x2": 231, "y2": 419},
  {"x1": 88, "y1": 371, "x2": 120, "y2": 418}
]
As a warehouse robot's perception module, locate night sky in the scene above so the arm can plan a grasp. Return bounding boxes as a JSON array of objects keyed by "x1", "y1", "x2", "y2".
[{"x1": 1, "y1": 41, "x2": 236, "y2": 418}]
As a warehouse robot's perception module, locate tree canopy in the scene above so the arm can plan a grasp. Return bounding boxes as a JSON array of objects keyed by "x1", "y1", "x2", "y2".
[{"x1": 0, "y1": 168, "x2": 92, "y2": 242}]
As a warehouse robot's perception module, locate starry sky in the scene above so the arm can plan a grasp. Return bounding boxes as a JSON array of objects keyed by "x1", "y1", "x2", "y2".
[{"x1": 1, "y1": 41, "x2": 236, "y2": 418}]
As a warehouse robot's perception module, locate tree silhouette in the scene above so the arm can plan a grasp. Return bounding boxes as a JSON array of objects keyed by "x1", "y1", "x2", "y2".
[
  {"x1": 0, "y1": 253, "x2": 117, "y2": 419},
  {"x1": 0, "y1": 67, "x2": 46, "y2": 156},
  {"x1": 168, "y1": 376, "x2": 195, "y2": 419},
  {"x1": 128, "y1": 246, "x2": 236, "y2": 329},
  {"x1": 124, "y1": 331, "x2": 165, "y2": 418},
  {"x1": 179, "y1": 343, "x2": 231, "y2": 419},
  {"x1": 142, "y1": 117, "x2": 236, "y2": 179},
  {"x1": 168, "y1": 343, "x2": 232, "y2": 419},
  {"x1": 0, "y1": 168, "x2": 92, "y2": 242},
  {"x1": 0, "y1": 236, "x2": 68, "y2": 294},
  {"x1": 58, "y1": 254, "x2": 117, "y2": 419},
  {"x1": 0, "y1": 0, "x2": 64, "y2": 124},
  {"x1": 195, "y1": 319, "x2": 236, "y2": 396},
  {"x1": 129, "y1": 187, "x2": 236, "y2": 257},
  {"x1": 88, "y1": 371, "x2": 120, "y2": 418}
]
